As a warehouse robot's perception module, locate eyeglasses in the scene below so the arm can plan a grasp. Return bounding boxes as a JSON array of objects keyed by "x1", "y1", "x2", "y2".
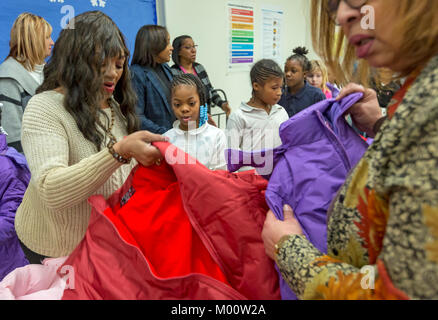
[
  {"x1": 182, "y1": 45, "x2": 198, "y2": 51},
  {"x1": 326, "y1": 0, "x2": 368, "y2": 23}
]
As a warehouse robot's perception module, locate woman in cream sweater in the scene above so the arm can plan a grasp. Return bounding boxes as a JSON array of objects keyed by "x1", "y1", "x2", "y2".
[{"x1": 14, "y1": 11, "x2": 167, "y2": 263}]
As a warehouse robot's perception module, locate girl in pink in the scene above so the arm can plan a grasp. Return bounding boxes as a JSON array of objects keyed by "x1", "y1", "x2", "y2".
[{"x1": 306, "y1": 60, "x2": 333, "y2": 99}]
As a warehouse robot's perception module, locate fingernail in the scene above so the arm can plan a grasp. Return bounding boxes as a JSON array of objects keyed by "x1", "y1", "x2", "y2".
[{"x1": 283, "y1": 204, "x2": 291, "y2": 211}]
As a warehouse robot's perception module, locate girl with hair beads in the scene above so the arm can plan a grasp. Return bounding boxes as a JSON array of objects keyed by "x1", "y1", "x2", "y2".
[
  {"x1": 226, "y1": 59, "x2": 289, "y2": 171},
  {"x1": 278, "y1": 47, "x2": 326, "y2": 117},
  {"x1": 164, "y1": 74, "x2": 227, "y2": 170},
  {"x1": 307, "y1": 60, "x2": 333, "y2": 99}
]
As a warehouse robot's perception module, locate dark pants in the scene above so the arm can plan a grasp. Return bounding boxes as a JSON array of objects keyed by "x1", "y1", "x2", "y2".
[
  {"x1": 19, "y1": 239, "x2": 49, "y2": 264},
  {"x1": 8, "y1": 141, "x2": 23, "y2": 153}
]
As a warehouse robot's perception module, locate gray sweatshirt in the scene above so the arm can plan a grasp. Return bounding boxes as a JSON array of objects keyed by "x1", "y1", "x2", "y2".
[{"x1": 0, "y1": 57, "x2": 40, "y2": 150}]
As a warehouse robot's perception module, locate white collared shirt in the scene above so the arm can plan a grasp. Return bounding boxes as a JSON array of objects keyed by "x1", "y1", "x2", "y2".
[
  {"x1": 164, "y1": 121, "x2": 227, "y2": 170},
  {"x1": 226, "y1": 102, "x2": 289, "y2": 152}
]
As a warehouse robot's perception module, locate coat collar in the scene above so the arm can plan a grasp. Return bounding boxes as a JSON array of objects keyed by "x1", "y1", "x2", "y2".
[
  {"x1": 171, "y1": 120, "x2": 208, "y2": 135},
  {"x1": 143, "y1": 64, "x2": 173, "y2": 114},
  {"x1": 283, "y1": 81, "x2": 310, "y2": 100},
  {"x1": 0, "y1": 57, "x2": 39, "y2": 95},
  {"x1": 239, "y1": 102, "x2": 284, "y2": 115}
]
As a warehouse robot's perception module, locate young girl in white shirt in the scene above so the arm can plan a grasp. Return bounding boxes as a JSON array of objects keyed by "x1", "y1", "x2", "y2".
[
  {"x1": 226, "y1": 59, "x2": 289, "y2": 171},
  {"x1": 164, "y1": 74, "x2": 227, "y2": 170}
]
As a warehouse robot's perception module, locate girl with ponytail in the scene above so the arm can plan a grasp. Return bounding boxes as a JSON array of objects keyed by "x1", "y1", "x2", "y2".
[{"x1": 278, "y1": 46, "x2": 326, "y2": 117}]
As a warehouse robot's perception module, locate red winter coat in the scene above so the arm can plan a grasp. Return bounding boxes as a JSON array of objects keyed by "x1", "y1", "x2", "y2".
[{"x1": 61, "y1": 142, "x2": 280, "y2": 300}]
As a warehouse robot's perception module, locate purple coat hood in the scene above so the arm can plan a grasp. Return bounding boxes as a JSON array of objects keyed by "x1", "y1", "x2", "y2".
[
  {"x1": 226, "y1": 93, "x2": 370, "y2": 299},
  {"x1": 0, "y1": 134, "x2": 30, "y2": 281}
]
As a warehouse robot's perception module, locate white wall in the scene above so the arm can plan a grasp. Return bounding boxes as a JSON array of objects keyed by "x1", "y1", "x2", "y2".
[{"x1": 160, "y1": 0, "x2": 317, "y2": 125}]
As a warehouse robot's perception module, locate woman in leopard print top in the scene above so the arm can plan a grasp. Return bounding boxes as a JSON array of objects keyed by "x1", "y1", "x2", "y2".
[{"x1": 261, "y1": 0, "x2": 438, "y2": 299}]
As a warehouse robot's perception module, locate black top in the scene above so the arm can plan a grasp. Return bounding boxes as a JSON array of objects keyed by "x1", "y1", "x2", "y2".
[{"x1": 153, "y1": 64, "x2": 171, "y2": 101}]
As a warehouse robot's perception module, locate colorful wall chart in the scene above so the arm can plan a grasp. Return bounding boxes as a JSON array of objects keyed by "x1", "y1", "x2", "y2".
[{"x1": 227, "y1": 2, "x2": 255, "y2": 71}]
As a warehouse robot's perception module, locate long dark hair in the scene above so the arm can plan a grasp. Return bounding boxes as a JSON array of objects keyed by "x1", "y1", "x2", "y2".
[
  {"x1": 171, "y1": 35, "x2": 192, "y2": 66},
  {"x1": 131, "y1": 25, "x2": 169, "y2": 67},
  {"x1": 37, "y1": 11, "x2": 138, "y2": 151}
]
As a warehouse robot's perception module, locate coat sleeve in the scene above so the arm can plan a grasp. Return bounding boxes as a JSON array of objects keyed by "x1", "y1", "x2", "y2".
[
  {"x1": 0, "y1": 78, "x2": 24, "y2": 144},
  {"x1": 131, "y1": 68, "x2": 169, "y2": 134},
  {"x1": 0, "y1": 172, "x2": 26, "y2": 242},
  {"x1": 275, "y1": 130, "x2": 438, "y2": 300}
]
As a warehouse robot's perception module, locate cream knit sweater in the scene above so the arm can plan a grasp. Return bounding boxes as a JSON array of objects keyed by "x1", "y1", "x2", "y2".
[{"x1": 15, "y1": 90, "x2": 136, "y2": 257}]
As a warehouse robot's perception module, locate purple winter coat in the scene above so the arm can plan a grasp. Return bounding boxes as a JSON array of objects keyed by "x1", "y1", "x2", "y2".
[
  {"x1": 226, "y1": 93, "x2": 370, "y2": 300},
  {"x1": 0, "y1": 134, "x2": 30, "y2": 281},
  {"x1": 326, "y1": 82, "x2": 340, "y2": 99}
]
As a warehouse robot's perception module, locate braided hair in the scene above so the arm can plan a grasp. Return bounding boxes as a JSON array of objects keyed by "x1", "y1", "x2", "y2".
[
  {"x1": 249, "y1": 59, "x2": 283, "y2": 97},
  {"x1": 250, "y1": 59, "x2": 284, "y2": 85},
  {"x1": 171, "y1": 73, "x2": 209, "y2": 127},
  {"x1": 286, "y1": 46, "x2": 311, "y2": 73}
]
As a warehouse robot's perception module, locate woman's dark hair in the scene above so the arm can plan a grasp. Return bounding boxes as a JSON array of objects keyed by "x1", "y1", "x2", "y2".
[
  {"x1": 171, "y1": 73, "x2": 207, "y2": 107},
  {"x1": 171, "y1": 35, "x2": 192, "y2": 66},
  {"x1": 37, "y1": 11, "x2": 138, "y2": 151},
  {"x1": 131, "y1": 25, "x2": 169, "y2": 67},
  {"x1": 287, "y1": 46, "x2": 311, "y2": 73},
  {"x1": 250, "y1": 59, "x2": 284, "y2": 86}
]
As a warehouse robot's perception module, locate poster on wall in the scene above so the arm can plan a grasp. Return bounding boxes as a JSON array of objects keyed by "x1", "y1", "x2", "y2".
[
  {"x1": 227, "y1": 1, "x2": 255, "y2": 72},
  {"x1": 261, "y1": 5, "x2": 283, "y2": 66}
]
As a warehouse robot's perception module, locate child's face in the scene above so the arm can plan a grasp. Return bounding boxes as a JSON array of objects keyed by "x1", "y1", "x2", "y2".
[
  {"x1": 284, "y1": 59, "x2": 305, "y2": 89},
  {"x1": 306, "y1": 70, "x2": 323, "y2": 89},
  {"x1": 171, "y1": 84, "x2": 200, "y2": 131},
  {"x1": 253, "y1": 77, "x2": 283, "y2": 106}
]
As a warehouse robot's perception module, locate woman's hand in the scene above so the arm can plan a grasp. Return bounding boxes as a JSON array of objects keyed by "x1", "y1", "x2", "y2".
[
  {"x1": 337, "y1": 83, "x2": 383, "y2": 138},
  {"x1": 207, "y1": 114, "x2": 218, "y2": 127},
  {"x1": 221, "y1": 102, "x2": 231, "y2": 117},
  {"x1": 261, "y1": 204, "x2": 303, "y2": 260},
  {"x1": 113, "y1": 131, "x2": 168, "y2": 166}
]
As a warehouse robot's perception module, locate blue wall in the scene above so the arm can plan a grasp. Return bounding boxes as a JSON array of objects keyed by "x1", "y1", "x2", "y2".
[{"x1": 0, "y1": 0, "x2": 157, "y2": 63}]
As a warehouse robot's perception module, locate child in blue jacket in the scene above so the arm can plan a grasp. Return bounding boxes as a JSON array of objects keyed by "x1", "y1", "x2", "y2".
[{"x1": 278, "y1": 47, "x2": 326, "y2": 117}]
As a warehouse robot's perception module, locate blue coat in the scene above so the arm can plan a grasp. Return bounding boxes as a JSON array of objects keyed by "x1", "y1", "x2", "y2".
[
  {"x1": 130, "y1": 63, "x2": 176, "y2": 134},
  {"x1": 0, "y1": 134, "x2": 30, "y2": 281}
]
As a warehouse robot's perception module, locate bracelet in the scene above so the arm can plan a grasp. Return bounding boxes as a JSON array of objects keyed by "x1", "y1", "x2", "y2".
[
  {"x1": 108, "y1": 140, "x2": 131, "y2": 164},
  {"x1": 372, "y1": 116, "x2": 387, "y2": 136}
]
